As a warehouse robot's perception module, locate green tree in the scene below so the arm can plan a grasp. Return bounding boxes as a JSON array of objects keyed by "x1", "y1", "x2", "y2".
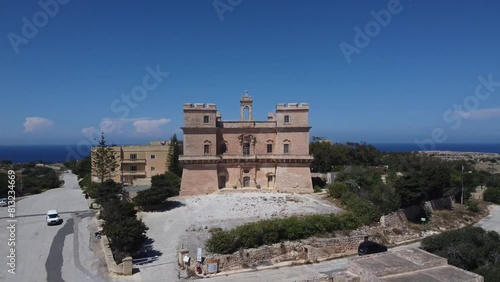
[
  {"x1": 368, "y1": 182, "x2": 400, "y2": 214},
  {"x1": 96, "y1": 179, "x2": 123, "y2": 204},
  {"x1": 134, "y1": 187, "x2": 170, "y2": 207},
  {"x1": 100, "y1": 198, "x2": 137, "y2": 222},
  {"x1": 103, "y1": 217, "x2": 148, "y2": 263},
  {"x1": 73, "y1": 156, "x2": 91, "y2": 179},
  {"x1": 134, "y1": 172, "x2": 181, "y2": 208},
  {"x1": 92, "y1": 133, "x2": 119, "y2": 185},
  {"x1": 395, "y1": 172, "x2": 424, "y2": 207},
  {"x1": 167, "y1": 134, "x2": 182, "y2": 177},
  {"x1": 20, "y1": 166, "x2": 63, "y2": 194},
  {"x1": 151, "y1": 171, "x2": 181, "y2": 191}
]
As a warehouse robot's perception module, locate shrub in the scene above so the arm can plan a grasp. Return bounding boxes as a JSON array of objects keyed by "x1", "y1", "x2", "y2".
[
  {"x1": 466, "y1": 200, "x2": 480, "y2": 213},
  {"x1": 476, "y1": 262, "x2": 500, "y2": 282},
  {"x1": 340, "y1": 192, "x2": 381, "y2": 225},
  {"x1": 335, "y1": 212, "x2": 361, "y2": 230},
  {"x1": 134, "y1": 187, "x2": 170, "y2": 207},
  {"x1": 483, "y1": 187, "x2": 500, "y2": 204},
  {"x1": 151, "y1": 172, "x2": 181, "y2": 194},
  {"x1": 205, "y1": 230, "x2": 238, "y2": 254},
  {"x1": 206, "y1": 212, "x2": 362, "y2": 254},
  {"x1": 327, "y1": 183, "x2": 349, "y2": 198},
  {"x1": 421, "y1": 227, "x2": 500, "y2": 275}
]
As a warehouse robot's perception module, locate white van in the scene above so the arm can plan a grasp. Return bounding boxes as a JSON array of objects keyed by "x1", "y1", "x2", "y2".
[{"x1": 46, "y1": 210, "x2": 62, "y2": 225}]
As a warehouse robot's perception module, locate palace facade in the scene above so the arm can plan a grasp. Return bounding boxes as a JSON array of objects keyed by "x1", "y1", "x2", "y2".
[{"x1": 179, "y1": 92, "x2": 313, "y2": 196}]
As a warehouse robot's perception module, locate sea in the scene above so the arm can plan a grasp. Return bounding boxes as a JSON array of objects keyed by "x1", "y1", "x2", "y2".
[{"x1": 0, "y1": 143, "x2": 498, "y2": 164}]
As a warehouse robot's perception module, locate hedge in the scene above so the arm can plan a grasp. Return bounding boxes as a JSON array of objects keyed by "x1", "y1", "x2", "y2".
[
  {"x1": 206, "y1": 212, "x2": 361, "y2": 254},
  {"x1": 483, "y1": 187, "x2": 500, "y2": 204}
]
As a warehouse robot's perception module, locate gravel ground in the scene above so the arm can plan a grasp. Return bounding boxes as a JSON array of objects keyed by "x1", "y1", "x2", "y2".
[
  {"x1": 185, "y1": 192, "x2": 342, "y2": 230},
  {"x1": 136, "y1": 192, "x2": 342, "y2": 281}
]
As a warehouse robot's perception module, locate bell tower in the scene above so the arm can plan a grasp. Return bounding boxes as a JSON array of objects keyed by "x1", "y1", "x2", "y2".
[{"x1": 240, "y1": 90, "x2": 253, "y2": 121}]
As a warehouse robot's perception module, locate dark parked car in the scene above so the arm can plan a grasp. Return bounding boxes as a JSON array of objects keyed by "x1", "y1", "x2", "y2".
[{"x1": 358, "y1": 240, "x2": 388, "y2": 256}]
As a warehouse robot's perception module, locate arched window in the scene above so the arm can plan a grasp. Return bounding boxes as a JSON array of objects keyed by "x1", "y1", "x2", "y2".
[
  {"x1": 266, "y1": 139, "x2": 274, "y2": 154},
  {"x1": 243, "y1": 106, "x2": 250, "y2": 121},
  {"x1": 283, "y1": 139, "x2": 291, "y2": 154}
]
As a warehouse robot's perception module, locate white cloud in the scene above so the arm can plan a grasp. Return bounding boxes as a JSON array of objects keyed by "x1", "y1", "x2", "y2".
[
  {"x1": 456, "y1": 107, "x2": 500, "y2": 120},
  {"x1": 81, "y1": 118, "x2": 171, "y2": 136},
  {"x1": 24, "y1": 117, "x2": 54, "y2": 133},
  {"x1": 98, "y1": 118, "x2": 147, "y2": 134},
  {"x1": 133, "y1": 118, "x2": 171, "y2": 134},
  {"x1": 81, "y1": 126, "x2": 97, "y2": 135}
]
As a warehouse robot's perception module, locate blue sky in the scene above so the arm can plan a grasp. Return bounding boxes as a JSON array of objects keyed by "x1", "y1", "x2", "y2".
[{"x1": 1, "y1": 0, "x2": 500, "y2": 146}]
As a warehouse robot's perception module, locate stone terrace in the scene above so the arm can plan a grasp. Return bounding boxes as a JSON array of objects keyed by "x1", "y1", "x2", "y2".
[{"x1": 335, "y1": 248, "x2": 483, "y2": 282}]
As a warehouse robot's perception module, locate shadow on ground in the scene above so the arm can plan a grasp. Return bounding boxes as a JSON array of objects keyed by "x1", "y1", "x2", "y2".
[
  {"x1": 143, "y1": 200, "x2": 185, "y2": 212},
  {"x1": 134, "y1": 237, "x2": 163, "y2": 266}
]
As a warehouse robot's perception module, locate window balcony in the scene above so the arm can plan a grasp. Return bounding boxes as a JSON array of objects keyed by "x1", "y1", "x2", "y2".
[
  {"x1": 122, "y1": 170, "x2": 147, "y2": 176},
  {"x1": 179, "y1": 154, "x2": 313, "y2": 164},
  {"x1": 121, "y1": 159, "x2": 147, "y2": 164}
]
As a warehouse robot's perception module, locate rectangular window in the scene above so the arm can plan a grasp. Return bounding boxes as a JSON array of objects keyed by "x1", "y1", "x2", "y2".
[
  {"x1": 203, "y1": 116, "x2": 210, "y2": 124},
  {"x1": 150, "y1": 154, "x2": 156, "y2": 159},
  {"x1": 284, "y1": 115, "x2": 290, "y2": 123},
  {"x1": 267, "y1": 144, "x2": 273, "y2": 153},
  {"x1": 130, "y1": 166, "x2": 137, "y2": 172},
  {"x1": 243, "y1": 143, "x2": 250, "y2": 155},
  {"x1": 151, "y1": 166, "x2": 155, "y2": 171},
  {"x1": 267, "y1": 175, "x2": 273, "y2": 182},
  {"x1": 130, "y1": 153, "x2": 137, "y2": 160},
  {"x1": 204, "y1": 144, "x2": 210, "y2": 155},
  {"x1": 283, "y1": 144, "x2": 290, "y2": 154}
]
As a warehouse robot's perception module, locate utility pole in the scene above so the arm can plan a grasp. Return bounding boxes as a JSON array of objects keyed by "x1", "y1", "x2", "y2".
[{"x1": 461, "y1": 165, "x2": 464, "y2": 205}]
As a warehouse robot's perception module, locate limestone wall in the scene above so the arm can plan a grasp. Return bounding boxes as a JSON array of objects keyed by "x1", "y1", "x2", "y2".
[
  {"x1": 275, "y1": 164, "x2": 313, "y2": 193},
  {"x1": 180, "y1": 164, "x2": 219, "y2": 196},
  {"x1": 198, "y1": 235, "x2": 365, "y2": 273},
  {"x1": 100, "y1": 234, "x2": 132, "y2": 275}
]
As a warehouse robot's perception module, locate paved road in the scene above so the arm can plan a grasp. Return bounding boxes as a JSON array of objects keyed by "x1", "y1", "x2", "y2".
[
  {"x1": 0, "y1": 172, "x2": 108, "y2": 282},
  {"x1": 475, "y1": 205, "x2": 500, "y2": 233}
]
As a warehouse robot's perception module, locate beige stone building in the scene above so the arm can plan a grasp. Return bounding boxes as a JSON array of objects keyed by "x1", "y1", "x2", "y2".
[
  {"x1": 179, "y1": 92, "x2": 313, "y2": 196},
  {"x1": 91, "y1": 141, "x2": 170, "y2": 186}
]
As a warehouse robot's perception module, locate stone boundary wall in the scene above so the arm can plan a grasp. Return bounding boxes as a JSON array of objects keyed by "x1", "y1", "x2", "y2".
[
  {"x1": 96, "y1": 211, "x2": 132, "y2": 276},
  {"x1": 100, "y1": 234, "x2": 133, "y2": 275},
  {"x1": 381, "y1": 196, "x2": 456, "y2": 228},
  {"x1": 185, "y1": 235, "x2": 366, "y2": 274},
  {"x1": 380, "y1": 210, "x2": 408, "y2": 228}
]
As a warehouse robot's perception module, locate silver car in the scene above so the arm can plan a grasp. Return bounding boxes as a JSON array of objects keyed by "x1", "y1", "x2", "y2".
[{"x1": 0, "y1": 198, "x2": 7, "y2": 207}]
